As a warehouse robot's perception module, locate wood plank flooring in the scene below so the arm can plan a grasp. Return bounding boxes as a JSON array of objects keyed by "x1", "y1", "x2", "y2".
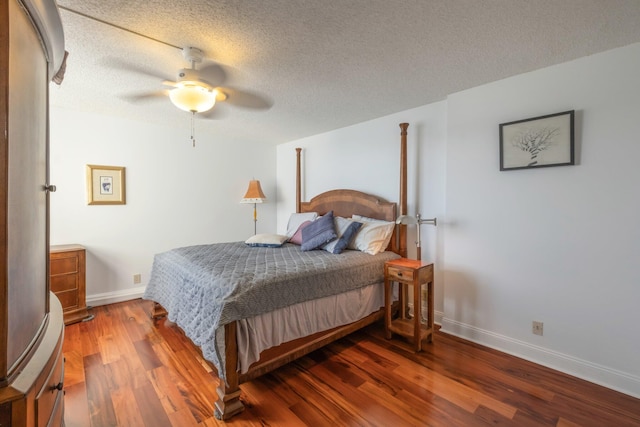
[{"x1": 62, "y1": 299, "x2": 640, "y2": 426}]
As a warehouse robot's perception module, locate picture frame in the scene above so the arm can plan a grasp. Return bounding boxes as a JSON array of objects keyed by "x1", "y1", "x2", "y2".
[
  {"x1": 86, "y1": 164, "x2": 126, "y2": 205},
  {"x1": 499, "y1": 110, "x2": 575, "y2": 171}
]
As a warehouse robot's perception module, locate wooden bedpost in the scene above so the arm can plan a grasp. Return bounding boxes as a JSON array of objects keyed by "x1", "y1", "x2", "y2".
[
  {"x1": 296, "y1": 147, "x2": 302, "y2": 213},
  {"x1": 399, "y1": 123, "x2": 409, "y2": 258},
  {"x1": 215, "y1": 322, "x2": 244, "y2": 420},
  {"x1": 150, "y1": 302, "x2": 168, "y2": 319}
]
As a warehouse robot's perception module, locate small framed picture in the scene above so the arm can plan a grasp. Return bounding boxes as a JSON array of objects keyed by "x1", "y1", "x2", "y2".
[
  {"x1": 499, "y1": 110, "x2": 575, "y2": 171},
  {"x1": 86, "y1": 164, "x2": 126, "y2": 205}
]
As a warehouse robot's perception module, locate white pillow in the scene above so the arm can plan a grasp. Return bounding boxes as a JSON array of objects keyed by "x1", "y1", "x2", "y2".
[
  {"x1": 352, "y1": 214, "x2": 392, "y2": 223},
  {"x1": 245, "y1": 233, "x2": 289, "y2": 248},
  {"x1": 348, "y1": 215, "x2": 395, "y2": 255},
  {"x1": 285, "y1": 212, "x2": 318, "y2": 237}
]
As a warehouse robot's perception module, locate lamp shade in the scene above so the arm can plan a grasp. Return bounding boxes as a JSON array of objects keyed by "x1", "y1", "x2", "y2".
[
  {"x1": 240, "y1": 180, "x2": 267, "y2": 203},
  {"x1": 396, "y1": 214, "x2": 436, "y2": 226},
  {"x1": 396, "y1": 214, "x2": 418, "y2": 225},
  {"x1": 169, "y1": 84, "x2": 217, "y2": 113}
]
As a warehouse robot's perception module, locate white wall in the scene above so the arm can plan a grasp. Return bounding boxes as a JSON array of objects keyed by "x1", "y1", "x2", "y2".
[
  {"x1": 276, "y1": 102, "x2": 447, "y2": 321},
  {"x1": 442, "y1": 43, "x2": 640, "y2": 396},
  {"x1": 278, "y1": 43, "x2": 640, "y2": 398},
  {"x1": 50, "y1": 108, "x2": 277, "y2": 305}
]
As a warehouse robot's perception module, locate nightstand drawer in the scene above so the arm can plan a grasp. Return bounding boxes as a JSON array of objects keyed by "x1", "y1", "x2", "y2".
[{"x1": 386, "y1": 266, "x2": 414, "y2": 282}]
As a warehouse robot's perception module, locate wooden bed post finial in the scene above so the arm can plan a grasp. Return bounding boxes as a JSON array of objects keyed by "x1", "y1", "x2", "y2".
[
  {"x1": 399, "y1": 123, "x2": 409, "y2": 258},
  {"x1": 296, "y1": 148, "x2": 302, "y2": 213}
]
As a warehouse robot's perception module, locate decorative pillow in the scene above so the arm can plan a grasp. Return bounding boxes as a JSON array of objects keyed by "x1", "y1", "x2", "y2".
[
  {"x1": 348, "y1": 215, "x2": 395, "y2": 255},
  {"x1": 288, "y1": 220, "x2": 312, "y2": 245},
  {"x1": 285, "y1": 212, "x2": 318, "y2": 237},
  {"x1": 245, "y1": 233, "x2": 289, "y2": 248},
  {"x1": 322, "y1": 217, "x2": 363, "y2": 254},
  {"x1": 301, "y1": 211, "x2": 337, "y2": 251},
  {"x1": 352, "y1": 214, "x2": 396, "y2": 249}
]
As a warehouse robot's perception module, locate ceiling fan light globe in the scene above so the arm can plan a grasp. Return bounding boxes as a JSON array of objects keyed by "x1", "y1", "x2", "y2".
[{"x1": 169, "y1": 85, "x2": 216, "y2": 113}]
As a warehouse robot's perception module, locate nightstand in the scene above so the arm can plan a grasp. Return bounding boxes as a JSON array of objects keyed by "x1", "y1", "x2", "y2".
[{"x1": 384, "y1": 258, "x2": 434, "y2": 351}]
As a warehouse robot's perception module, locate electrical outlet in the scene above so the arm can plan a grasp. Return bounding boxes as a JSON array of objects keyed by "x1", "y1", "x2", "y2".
[
  {"x1": 532, "y1": 321, "x2": 543, "y2": 336},
  {"x1": 133, "y1": 274, "x2": 141, "y2": 284}
]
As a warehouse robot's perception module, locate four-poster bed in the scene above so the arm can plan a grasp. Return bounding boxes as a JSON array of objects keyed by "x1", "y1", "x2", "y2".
[{"x1": 145, "y1": 123, "x2": 411, "y2": 420}]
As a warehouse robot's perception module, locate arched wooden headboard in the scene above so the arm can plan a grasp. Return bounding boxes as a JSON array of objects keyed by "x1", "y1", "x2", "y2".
[{"x1": 294, "y1": 123, "x2": 409, "y2": 256}]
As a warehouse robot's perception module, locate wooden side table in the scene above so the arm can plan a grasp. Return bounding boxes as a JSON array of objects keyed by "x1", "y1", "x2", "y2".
[{"x1": 384, "y1": 258, "x2": 434, "y2": 351}]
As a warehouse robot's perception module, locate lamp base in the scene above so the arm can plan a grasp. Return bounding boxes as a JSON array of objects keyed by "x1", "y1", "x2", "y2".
[{"x1": 253, "y1": 203, "x2": 257, "y2": 235}]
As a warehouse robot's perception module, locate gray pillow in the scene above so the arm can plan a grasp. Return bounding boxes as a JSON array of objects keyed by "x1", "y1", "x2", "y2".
[
  {"x1": 301, "y1": 211, "x2": 337, "y2": 251},
  {"x1": 323, "y1": 218, "x2": 363, "y2": 254}
]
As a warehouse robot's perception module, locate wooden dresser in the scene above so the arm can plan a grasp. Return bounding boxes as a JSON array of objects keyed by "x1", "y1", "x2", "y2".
[
  {"x1": 0, "y1": 0, "x2": 67, "y2": 424},
  {"x1": 0, "y1": 296, "x2": 66, "y2": 426},
  {"x1": 50, "y1": 245, "x2": 93, "y2": 325}
]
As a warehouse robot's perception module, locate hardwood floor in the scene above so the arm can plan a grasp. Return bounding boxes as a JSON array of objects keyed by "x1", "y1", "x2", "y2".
[{"x1": 62, "y1": 299, "x2": 640, "y2": 426}]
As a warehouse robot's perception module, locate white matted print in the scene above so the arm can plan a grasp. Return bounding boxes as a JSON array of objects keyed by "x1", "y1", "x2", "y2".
[
  {"x1": 86, "y1": 164, "x2": 126, "y2": 205},
  {"x1": 499, "y1": 110, "x2": 574, "y2": 171}
]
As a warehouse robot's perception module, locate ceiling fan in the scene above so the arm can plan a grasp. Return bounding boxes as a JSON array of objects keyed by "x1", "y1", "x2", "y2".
[
  {"x1": 117, "y1": 46, "x2": 271, "y2": 117},
  {"x1": 164, "y1": 46, "x2": 228, "y2": 114},
  {"x1": 57, "y1": 5, "x2": 271, "y2": 116},
  {"x1": 110, "y1": 46, "x2": 272, "y2": 146},
  {"x1": 57, "y1": 5, "x2": 272, "y2": 145}
]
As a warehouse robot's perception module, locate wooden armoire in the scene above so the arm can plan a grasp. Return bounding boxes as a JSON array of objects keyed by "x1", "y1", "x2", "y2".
[{"x1": 0, "y1": 0, "x2": 66, "y2": 425}]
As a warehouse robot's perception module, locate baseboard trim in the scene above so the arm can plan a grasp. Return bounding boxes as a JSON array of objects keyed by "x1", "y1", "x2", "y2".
[
  {"x1": 435, "y1": 310, "x2": 444, "y2": 326},
  {"x1": 87, "y1": 286, "x2": 146, "y2": 307},
  {"x1": 440, "y1": 317, "x2": 640, "y2": 399}
]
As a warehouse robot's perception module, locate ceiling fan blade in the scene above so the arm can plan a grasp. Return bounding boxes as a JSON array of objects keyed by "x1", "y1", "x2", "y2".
[
  {"x1": 197, "y1": 63, "x2": 227, "y2": 87},
  {"x1": 121, "y1": 90, "x2": 169, "y2": 103},
  {"x1": 217, "y1": 87, "x2": 273, "y2": 110},
  {"x1": 102, "y1": 57, "x2": 172, "y2": 81},
  {"x1": 198, "y1": 105, "x2": 227, "y2": 120}
]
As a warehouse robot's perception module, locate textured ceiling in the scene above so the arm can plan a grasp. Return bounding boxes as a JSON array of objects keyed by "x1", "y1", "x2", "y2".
[{"x1": 51, "y1": 0, "x2": 640, "y2": 145}]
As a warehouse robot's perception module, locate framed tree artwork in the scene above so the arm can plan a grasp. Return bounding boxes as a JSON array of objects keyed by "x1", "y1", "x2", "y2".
[
  {"x1": 86, "y1": 164, "x2": 126, "y2": 205},
  {"x1": 499, "y1": 110, "x2": 575, "y2": 171}
]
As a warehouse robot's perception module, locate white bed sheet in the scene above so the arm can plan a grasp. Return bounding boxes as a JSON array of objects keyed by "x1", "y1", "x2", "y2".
[{"x1": 236, "y1": 282, "x2": 390, "y2": 373}]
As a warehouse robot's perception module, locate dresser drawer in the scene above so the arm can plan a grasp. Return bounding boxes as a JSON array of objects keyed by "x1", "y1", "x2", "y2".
[
  {"x1": 36, "y1": 349, "x2": 64, "y2": 427},
  {"x1": 50, "y1": 256, "x2": 79, "y2": 275},
  {"x1": 51, "y1": 273, "x2": 78, "y2": 292},
  {"x1": 55, "y1": 289, "x2": 79, "y2": 311},
  {"x1": 36, "y1": 344, "x2": 64, "y2": 426},
  {"x1": 48, "y1": 391, "x2": 64, "y2": 427}
]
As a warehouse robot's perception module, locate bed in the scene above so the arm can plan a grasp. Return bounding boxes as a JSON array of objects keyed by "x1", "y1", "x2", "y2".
[{"x1": 144, "y1": 123, "x2": 411, "y2": 420}]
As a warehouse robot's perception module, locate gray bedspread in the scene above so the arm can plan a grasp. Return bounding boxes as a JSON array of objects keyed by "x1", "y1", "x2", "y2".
[{"x1": 143, "y1": 241, "x2": 399, "y2": 381}]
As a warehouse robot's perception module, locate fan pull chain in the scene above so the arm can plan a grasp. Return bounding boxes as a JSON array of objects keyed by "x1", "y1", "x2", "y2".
[{"x1": 190, "y1": 111, "x2": 196, "y2": 147}]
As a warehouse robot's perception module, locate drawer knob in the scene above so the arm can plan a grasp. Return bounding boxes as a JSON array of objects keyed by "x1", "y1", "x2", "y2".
[{"x1": 50, "y1": 382, "x2": 63, "y2": 391}]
